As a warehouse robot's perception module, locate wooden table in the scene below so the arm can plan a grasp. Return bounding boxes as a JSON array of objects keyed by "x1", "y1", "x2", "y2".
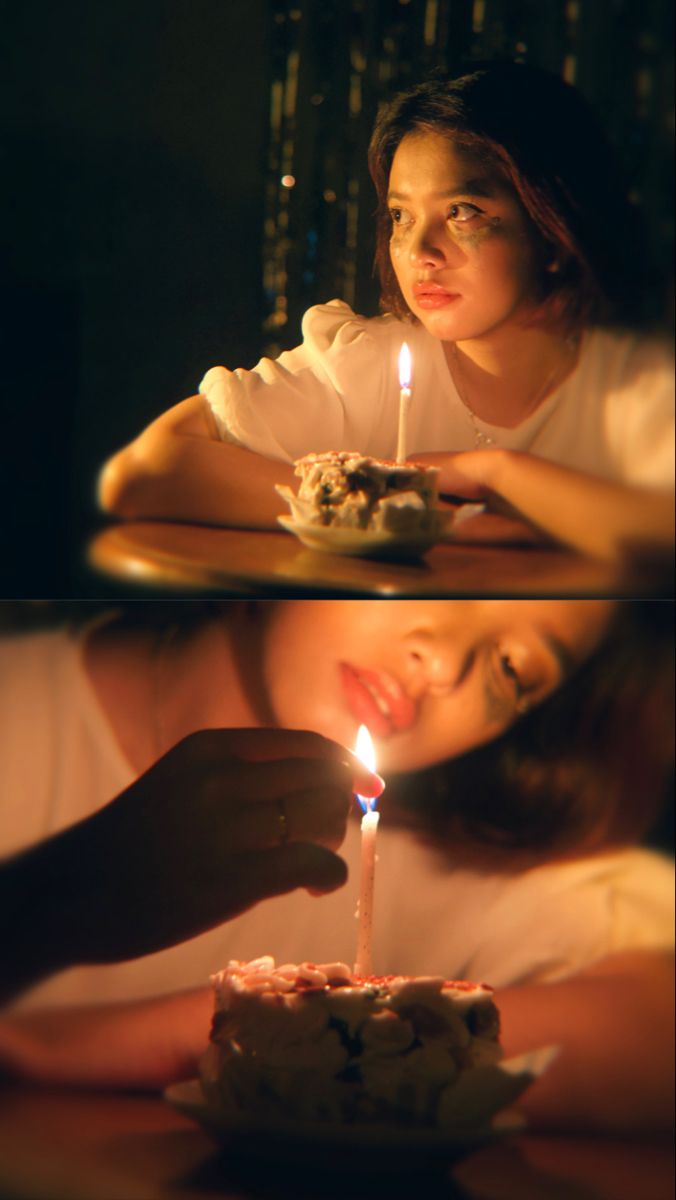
[
  {"x1": 87, "y1": 520, "x2": 656, "y2": 598},
  {"x1": 0, "y1": 1085, "x2": 672, "y2": 1200}
]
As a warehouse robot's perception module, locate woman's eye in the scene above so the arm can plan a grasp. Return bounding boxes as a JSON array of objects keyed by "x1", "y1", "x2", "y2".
[
  {"x1": 499, "y1": 653, "x2": 524, "y2": 697},
  {"x1": 389, "y1": 207, "x2": 409, "y2": 226},
  {"x1": 447, "y1": 202, "x2": 483, "y2": 223}
]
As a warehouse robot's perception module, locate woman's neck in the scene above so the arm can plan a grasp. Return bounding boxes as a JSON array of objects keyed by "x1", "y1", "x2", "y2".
[
  {"x1": 444, "y1": 324, "x2": 580, "y2": 428},
  {"x1": 84, "y1": 606, "x2": 270, "y2": 776}
]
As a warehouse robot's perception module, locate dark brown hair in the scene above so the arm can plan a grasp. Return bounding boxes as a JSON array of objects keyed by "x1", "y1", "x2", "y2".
[
  {"x1": 368, "y1": 62, "x2": 654, "y2": 335},
  {"x1": 387, "y1": 601, "x2": 674, "y2": 869}
]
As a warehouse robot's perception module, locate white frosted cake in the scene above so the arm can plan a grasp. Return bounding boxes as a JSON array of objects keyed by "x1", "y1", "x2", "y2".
[
  {"x1": 199, "y1": 958, "x2": 502, "y2": 1128},
  {"x1": 276, "y1": 451, "x2": 441, "y2": 535}
]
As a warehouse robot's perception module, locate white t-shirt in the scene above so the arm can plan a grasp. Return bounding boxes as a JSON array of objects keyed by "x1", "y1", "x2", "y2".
[
  {"x1": 200, "y1": 300, "x2": 674, "y2": 489},
  {"x1": 2, "y1": 626, "x2": 673, "y2": 1011}
]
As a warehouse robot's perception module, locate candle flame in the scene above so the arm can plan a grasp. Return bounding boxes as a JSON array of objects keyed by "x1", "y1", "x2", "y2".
[
  {"x1": 355, "y1": 725, "x2": 377, "y2": 814},
  {"x1": 398, "y1": 342, "x2": 412, "y2": 388}
]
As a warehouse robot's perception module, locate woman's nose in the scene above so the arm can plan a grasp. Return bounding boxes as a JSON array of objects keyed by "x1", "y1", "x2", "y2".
[
  {"x1": 403, "y1": 628, "x2": 464, "y2": 696},
  {"x1": 408, "y1": 224, "x2": 447, "y2": 269}
]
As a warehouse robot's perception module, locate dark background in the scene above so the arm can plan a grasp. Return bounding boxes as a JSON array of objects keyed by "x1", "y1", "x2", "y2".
[{"x1": 1, "y1": 0, "x2": 673, "y2": 596}]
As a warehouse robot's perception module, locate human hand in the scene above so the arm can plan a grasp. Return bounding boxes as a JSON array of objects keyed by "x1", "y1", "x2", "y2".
[
  {"x1": 449, "y1": 509, "x2": 550, "y2": 546},
  {"x1": 435, "y1": 450, "x2": 547, "y2": 543},
  {"x1": 73, "y1": 727, "x2": 383, "y2": 963},
  {"x1": 433, "y1": 448, "x2": 505, "y2": 501},
  {"x1": 3, "y1": 729, "x2": 383, "y2": 995}
]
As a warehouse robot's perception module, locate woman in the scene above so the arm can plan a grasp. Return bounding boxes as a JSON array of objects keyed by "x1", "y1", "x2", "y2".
[
  {"x1": 98, "y1": 64, "x2": 674, "y2": 562},
  {"x1": 0, "y1": 599, "x2": 673, "y2": 1131}
]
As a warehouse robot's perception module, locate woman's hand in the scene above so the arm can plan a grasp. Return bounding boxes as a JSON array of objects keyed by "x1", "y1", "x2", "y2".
[
  {"x1": 422, "y1": 448, "x2": 497, "y2": 502},
  {"x1": 1, "y1": 729, "x2": 383, "y2": 1004}
]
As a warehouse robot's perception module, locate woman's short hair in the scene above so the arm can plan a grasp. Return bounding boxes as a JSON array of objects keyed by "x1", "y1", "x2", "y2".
[
  {"x1": 368, "y1": 62, "x2": 654, "y2": 334},
  {"x1": 388, "y1": 601, "x2": 674, "y2": 868}
]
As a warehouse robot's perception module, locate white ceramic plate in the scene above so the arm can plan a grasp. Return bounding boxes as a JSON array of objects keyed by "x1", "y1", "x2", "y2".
[
  {"x1": 165, "y1": 1078, "x2": 525, "y2": 1170},
  {"x1": 277, "y1": 515, "x2": 450, "y2": 560},
  {"x1": 165, "y1": 1046, "x2": 559, "y2": 1171}
]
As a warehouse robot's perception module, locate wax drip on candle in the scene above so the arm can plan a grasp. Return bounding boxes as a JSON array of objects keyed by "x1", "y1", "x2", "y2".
[
  {"x1": 354, "y1": 725, "x2": 380, "y2": 978},
  {"x1": 396, "y1": 342, "x2": 412, "y2": 463}
]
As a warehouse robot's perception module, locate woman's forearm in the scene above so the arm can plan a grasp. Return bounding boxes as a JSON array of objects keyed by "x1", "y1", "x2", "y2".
[
  {"x1": 0, "y1": 840, "x2": 82, "y2": 1008},
  {"x1": 497, "y1": 950, "x2": 675, "y2": 1134},
  {"x1": 5, "y1": 952, "x2": 672, "y2": 1115},
  {"x1": 98, "y1": 396, "x2": 295, "y2": 528},
  {"x1": 0, "y1": 989, "x2": 213, "y2": 1090},
  {"x1": 487, "y1": 451, "x2": 674, "y2": 561},
  {"x1": 430, "y1": 448, "x2": 674, "y2": 561}
]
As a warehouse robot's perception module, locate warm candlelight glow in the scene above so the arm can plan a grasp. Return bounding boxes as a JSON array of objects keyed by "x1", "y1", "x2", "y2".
[
  {"x1": 354, "y1": 725, "x2": 380, "y2": 977},
  {"x1": 355, "y1": 724, "x2": 376, "y2": 807},
  {"x1": 398, "y1": 341, "x2": 412, "y2": 389},
  {"x1": 396, "y1": 343, "x2": 412, "y2": 462}
]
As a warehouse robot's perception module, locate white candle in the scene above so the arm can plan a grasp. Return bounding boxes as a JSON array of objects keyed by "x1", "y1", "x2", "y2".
[
  {"x1": 395, "y1": 342, "x2": 412, "y2": 463},
  {"x1": 353, "y1": 725, "x2": 380, "y2": 978},
  {"x1": 355, "y1": 806, "x2": 379, "y2": 977}
]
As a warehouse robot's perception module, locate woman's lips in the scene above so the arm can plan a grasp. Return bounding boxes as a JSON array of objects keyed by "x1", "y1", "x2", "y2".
[
  {"x1": 412, "y1": 283, "x2": 460, "y2": 309},
  {"x1": 340, "y1": 663, "x2": 416, "y2": 738}
]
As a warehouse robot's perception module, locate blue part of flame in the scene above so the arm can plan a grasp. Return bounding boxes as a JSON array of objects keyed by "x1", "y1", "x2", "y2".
[{"x1": 356, "y1": 793, "x2": 377, "y2": 814}]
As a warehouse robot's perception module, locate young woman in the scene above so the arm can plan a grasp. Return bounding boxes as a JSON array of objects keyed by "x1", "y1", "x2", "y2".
[
  {"x1": 98, "y1": 64, "x2": 674, "y2": 562},
  {"x1": 0, "y1": 600, "x2": 673, "y2": 1132}
]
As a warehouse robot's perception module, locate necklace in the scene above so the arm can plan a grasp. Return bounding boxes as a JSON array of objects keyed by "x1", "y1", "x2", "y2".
[{"x1": 449, "y1": 341, "x2": 577, "y2": 449}]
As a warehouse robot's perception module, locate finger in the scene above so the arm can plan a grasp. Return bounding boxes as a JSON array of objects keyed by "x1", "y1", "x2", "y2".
[
  {"x1": 237, "y1": 730, "x2": 384, "y2": 798},
  {"x1": 343, "y1": 749, "x2": 385, "y2": 799},
  {"x1": 204, "y1": 755, "x2": 372, "y2": 810},
  {"x1": 438, "y1": 478, "x2": 486, "y2": 501},
  {"x1": 281, "y1": 787, "x2": 350, "y2": 851},
  {"x1": 229, "y1": 844, "x2": 349, "y2": 906},
  {"x1": 210, "y1": 785, "x2": 350, "y2": 854},
  {"x1": 450, "y1": 513, "x2": 545, "y2": 545},
  {"x1": 188, "y1": 728, "x2": 384, "y2": 797}
]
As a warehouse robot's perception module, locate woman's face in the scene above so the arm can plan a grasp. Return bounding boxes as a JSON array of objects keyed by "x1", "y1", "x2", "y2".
[
  {"x1": 387, "y1": 131, "x2": 544, "y2": 343},
  {"x1": 259, "y1": 601, "x2": 613, "y2": 772}
]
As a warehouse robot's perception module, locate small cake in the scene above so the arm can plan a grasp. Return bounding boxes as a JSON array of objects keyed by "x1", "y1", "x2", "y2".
[
  {"x1": 276, "y1": 450, "x2": 441, "y2": 536},
  {"x1": 199, "y1": 957, "x2": 502, "y2": 1128}
]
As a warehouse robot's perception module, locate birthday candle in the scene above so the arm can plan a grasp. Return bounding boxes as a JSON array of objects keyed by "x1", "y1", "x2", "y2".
[
  {"x1": 395, "y1": 342, "x2": 412, "y2": 463},
  {"x1": 353, "y1": 725, "x2": 380, "y2": 977}
]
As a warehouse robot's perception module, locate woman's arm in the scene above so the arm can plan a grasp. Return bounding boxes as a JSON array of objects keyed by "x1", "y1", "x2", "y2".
[
  {"x1": 98, "y1": 396, "x2": 295, "y2": 528},
  {"x1": 498, "y1": 949, "x2": 675, "y2": 1134},
  {"x1": 0, "y1": 989, "x2": 213, "y2": 1090},
  {"x1": 0, "y1": 729, "x2": 382, "y2": 1007},
  {"x1": 418, "y1": 449, "x2": 674, "y2": 562},
  {"x1": 3, "y1": 949, "x2": 672, "y2": 1129}
]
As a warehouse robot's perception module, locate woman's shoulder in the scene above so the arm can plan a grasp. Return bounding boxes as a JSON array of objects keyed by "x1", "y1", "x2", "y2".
[
  {"x1": 0, "y1": 624, "x2": 88, "y2": 857},
  {"x1": 582, "y1": 326, "x2": 675, "y2": 388},
  {"x1": 518, "y1": 848, "x2": 675, "y2": 941},
  {"x1": 300, "y1": 299, "x2": 409, "y2": 351},
  {"x1": 471, "y1": 848, "x2": 674, "y2": 985},
  {"x1": 0, "y1": 624, "x2": 90, "y2": 735},
  {"x1": 0, "y1": 623, "x2": 79, "y2": 676},
  {"x1": 528, "y1": 846, "x2": 675, "y2": 889}
]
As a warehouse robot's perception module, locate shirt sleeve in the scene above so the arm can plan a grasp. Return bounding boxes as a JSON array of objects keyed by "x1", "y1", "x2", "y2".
[
  {"x1": 604, "y1": 337, "x2": 675, "y2": 489},
  {"x1": 197, "y1": 300, "x2": 390, "y2": 463},
  {"x1": 460, "y1": 849, "x2": 675, "y2": 987}
]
